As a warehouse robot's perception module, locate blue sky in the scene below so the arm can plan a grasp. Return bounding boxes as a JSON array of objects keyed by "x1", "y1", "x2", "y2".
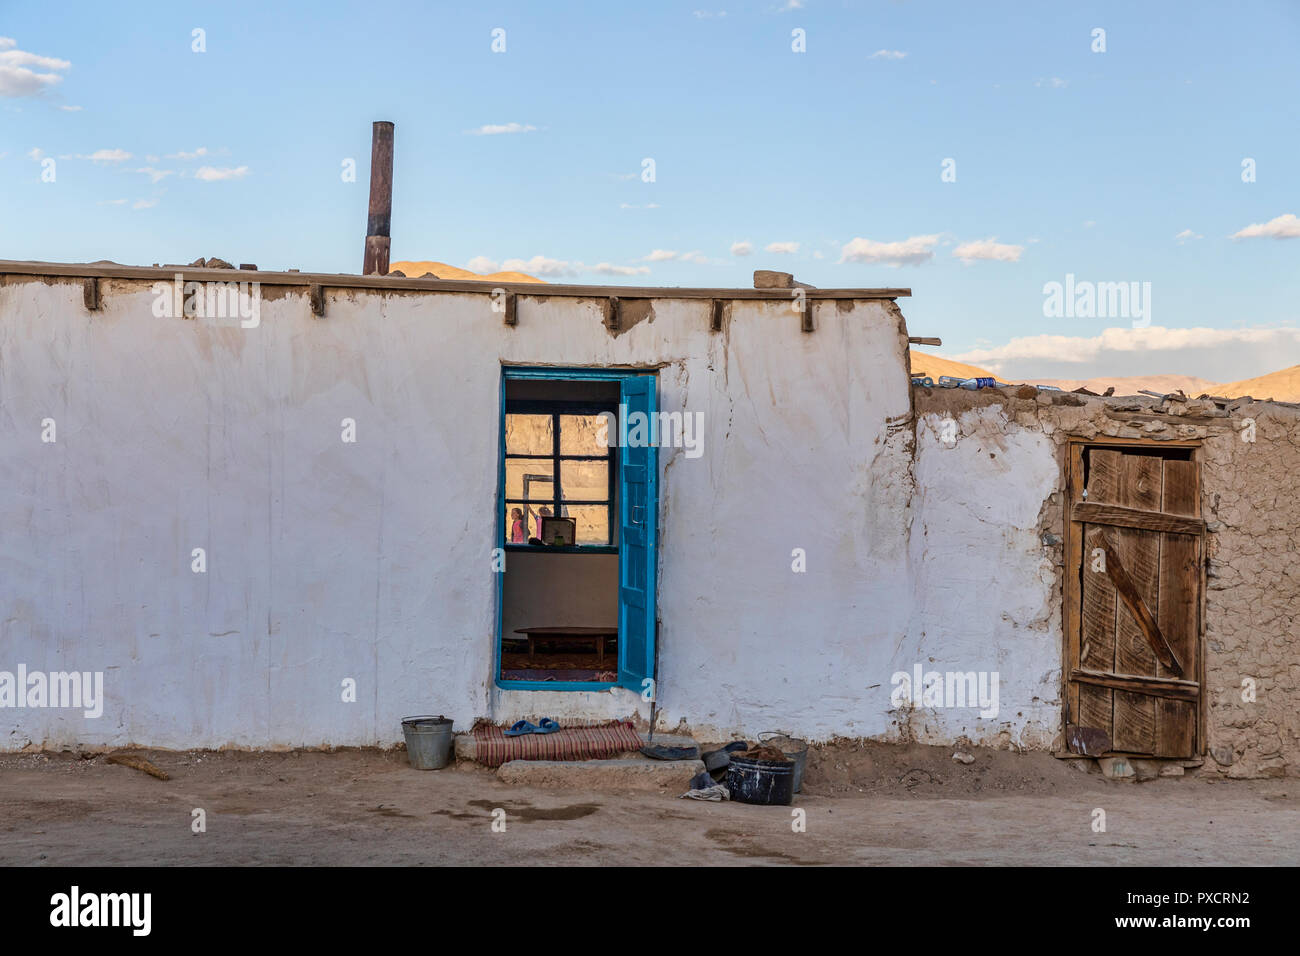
[{"x1": 3, "y1": 1, "x2": 1298, "y2": 381}]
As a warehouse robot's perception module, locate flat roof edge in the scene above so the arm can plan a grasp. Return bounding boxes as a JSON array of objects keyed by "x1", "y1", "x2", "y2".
[{"x1": 0, "y1": 260, "x2": 910, "y2": 300}]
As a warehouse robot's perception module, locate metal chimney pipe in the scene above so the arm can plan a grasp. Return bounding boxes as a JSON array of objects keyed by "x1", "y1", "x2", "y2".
[{"x1": 362, "y1": 121, "x2": 394, "y2": 275}]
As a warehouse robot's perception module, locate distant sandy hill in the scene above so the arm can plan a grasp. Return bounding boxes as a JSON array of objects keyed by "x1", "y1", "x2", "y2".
[
  {"x1": 1216, "y1": 365, "x2": 1300, "y2": 403},
  {"x1": 908, "y1": 350, "x2": 996, "y2": 381},
  {"x1": 388, "y1": 260, "x2": 546, "y2": 284}
]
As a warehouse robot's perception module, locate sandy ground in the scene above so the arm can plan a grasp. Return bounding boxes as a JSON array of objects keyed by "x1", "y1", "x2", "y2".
[{"x1": 2, "y1": 743, "x2": 1296, "y2": 866}]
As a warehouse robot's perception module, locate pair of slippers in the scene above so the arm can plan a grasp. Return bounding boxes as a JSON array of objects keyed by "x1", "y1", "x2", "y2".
[{"x1": 504, "y1": 718, "x2": 560, "y2": 737}]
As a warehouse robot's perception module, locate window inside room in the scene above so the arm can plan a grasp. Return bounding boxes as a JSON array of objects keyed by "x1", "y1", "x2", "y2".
[{"x1": 503, "y1": 404, "x2": 615, "y2": 548}]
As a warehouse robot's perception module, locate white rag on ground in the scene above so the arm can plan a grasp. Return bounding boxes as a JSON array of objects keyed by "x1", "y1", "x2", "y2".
[{"x1": 678, "y1": 784, "x2": 730, "y2": 801}]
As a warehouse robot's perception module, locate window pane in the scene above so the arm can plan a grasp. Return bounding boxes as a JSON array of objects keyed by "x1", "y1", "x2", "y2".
[
  {"x1": 565, "y1": 504, "x2": 611, "y2": 546},
  {"x1": 561, "y1": 460, "x2": 608, "y2": 501},
  {"x1": 505, "y1": 458, "x2": 553, "y2": 499},
  {"x1": 506, "y1": 414, "x2": 552, "y2": 455},
  {"x1": 559, "y1": 414, "x2": 611, "y2": 456}
]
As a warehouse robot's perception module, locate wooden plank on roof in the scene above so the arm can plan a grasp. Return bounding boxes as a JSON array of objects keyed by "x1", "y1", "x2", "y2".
[{"x1": 0, "y1": 261, "x2": 911, "y2": 300}]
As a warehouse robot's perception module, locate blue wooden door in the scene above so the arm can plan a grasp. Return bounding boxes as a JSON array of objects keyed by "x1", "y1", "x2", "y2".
[{"x1": 618, "y1": 375, "x2": 657, "y2": 691}]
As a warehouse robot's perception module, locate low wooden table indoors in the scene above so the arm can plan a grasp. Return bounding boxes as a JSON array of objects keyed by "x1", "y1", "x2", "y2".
[{"x1": 513, "y1": 626, "x2": 618, "y2": 664}]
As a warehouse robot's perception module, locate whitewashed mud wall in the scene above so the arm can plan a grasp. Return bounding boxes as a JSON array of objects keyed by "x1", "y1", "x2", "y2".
[
  {"x1": 2, "y1": 274, "x2": 1073, "y2": 751},
  {"x1": 904, "y1": 405, "x2": 1063, "y2": 750}
]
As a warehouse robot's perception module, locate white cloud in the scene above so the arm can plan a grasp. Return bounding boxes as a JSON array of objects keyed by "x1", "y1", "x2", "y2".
[
  {"x1": 731, "y1": 241, "x2": 753, "y2": 256},
  {"x1": 1231, "y1": 213, "x2": 1300, "y2": 240},
  {"x1": 765, "y1": 241, "x2": 799, "y2": 254},
  {"x1": 952, "y1": 325, "x2": 1300, "y2": 383},
  {"x1": 499, "y1": 255, "x2": 576, "y2": 277},
  {"x1": 467, "y1": 123, "x2": 537, "y2": 136},
  {"x1": 166, "y1": 147, "x2": 209, "y2": 160},
  {"x1": 589, "y1": 262, "x2": 651, "y2": 276},
  {"x1": 0, "y1": 42, "x2": 71, "y2": 97},
  {"x1": 194, "y1": 165, "x2": 249, "y2": 181},
  {"x1": 780, "y1": 0, "x2": 804, "y2": 9},
  {"x1": 0, "y1": 49, "x2": 69, "y2": 71},
  {"x1": 839, "y1": 234, "x2": 939, "y2": 267},
  {"x1": 1174, "y1": 228, "x2": 1203, "y2": 243},
  {"x1": 59, "y1": 147, "x2": 129, "y2": 162},
  {"x1": 952, "y1": 238, "x2": 1024, "y2": 263},
  {"x1": 1036, "y1": 77, "x2": 1068, "y2": 88},
  {"x1": 86, "y1": 148, "x2": 130, "y2": 163},
  {"x1": 1082, "y1": 220, "x2": 1096, "y2": 228},
  {"x1": 468, "y1": 255, "x2": 656, "y2": 278},
  {"x1": 58, "y1": 104, "x2": 82, "y2": 112},
  {"x1": 27, "y1": 146, "x2": 42, "y2": 160},
  {"x1": 641, "y1": 249, "x2": 709, "y2": 264},
  {"x1": 132, "y1": 198, "x2": 158, "y2": 210},
  {"x1": 134, "y1": 167, "x2": 175, "y2": 184},
  {"x1": 693, "y1": 10, "x2": 727, "y2": 17},
  {"x1": 870, "y1": 50, "x2": 906, "y2": 60}
]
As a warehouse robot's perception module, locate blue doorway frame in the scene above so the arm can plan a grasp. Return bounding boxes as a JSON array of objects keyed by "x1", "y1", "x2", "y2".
[{"x1": 495, "y1": 366, "x2": 658, "y2": 692}]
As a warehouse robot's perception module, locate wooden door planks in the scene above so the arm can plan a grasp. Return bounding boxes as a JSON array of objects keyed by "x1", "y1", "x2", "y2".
[
  {"x1": 1110, "y1": 454, "x2": 1162, "y2": 754},
  {"x1": 1156, "y1": 459, "x2": 1200, "y2": 756},
  {"x1": 1079, "y1": 449, "x2": 1121, "y2": 735}
]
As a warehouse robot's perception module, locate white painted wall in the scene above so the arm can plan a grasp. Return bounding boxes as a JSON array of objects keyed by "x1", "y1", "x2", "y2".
[
  {"x1": 0, "y1": 276, "x2": 1062, "y2": 750},
  {"x1": 905, "y1": 406, "x2": 1062, "y2": 749}
]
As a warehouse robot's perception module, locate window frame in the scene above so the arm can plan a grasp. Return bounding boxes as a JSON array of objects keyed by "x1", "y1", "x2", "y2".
[{"x1": 503, "y1": 398, "x2": 617, "y2": 553}]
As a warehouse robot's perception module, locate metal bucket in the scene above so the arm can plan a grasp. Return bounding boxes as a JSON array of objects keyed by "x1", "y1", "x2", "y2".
[
  {"x1": 401, "y1": 715, "x2": 454, "y2": 770},
  {"x1": 726, "y1": 753, "x2": 796, "y2": 806},
  {"x1": 759, "y1": 732, "x2": 809, "y2": 793}
]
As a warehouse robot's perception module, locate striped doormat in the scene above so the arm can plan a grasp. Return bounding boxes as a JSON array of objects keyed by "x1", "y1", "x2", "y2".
[{"x1": 470, "y1": 719, "x2": 643, "y2": 768}]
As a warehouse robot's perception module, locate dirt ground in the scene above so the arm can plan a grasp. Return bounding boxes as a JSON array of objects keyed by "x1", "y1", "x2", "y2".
[{"x1": 2, "y1": 742, "x2": 1296, "y2": 866}]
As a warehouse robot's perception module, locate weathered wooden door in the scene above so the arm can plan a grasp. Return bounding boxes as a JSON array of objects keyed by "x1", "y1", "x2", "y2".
[{"x1": 1064, "y1": 443, "x2": 1205, "y2": 758}]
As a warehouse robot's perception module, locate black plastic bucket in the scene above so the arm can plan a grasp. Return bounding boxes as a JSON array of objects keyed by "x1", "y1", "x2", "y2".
[{"x1": 726, "y1": 753, "x2": 796, "y2": 805}]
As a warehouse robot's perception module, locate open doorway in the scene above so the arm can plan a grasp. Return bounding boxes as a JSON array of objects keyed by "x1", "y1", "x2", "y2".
[{"x1": 496, "y1": 368, "x2": 657, "y2": 691}]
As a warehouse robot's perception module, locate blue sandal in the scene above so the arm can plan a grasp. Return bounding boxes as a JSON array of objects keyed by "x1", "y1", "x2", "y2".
[
  {"x1": 504, "y1": 720, "x2": 538, "y2": 737},
  {"x1": 534, "y1": 718, "x2": 561, "y2": 734}
]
